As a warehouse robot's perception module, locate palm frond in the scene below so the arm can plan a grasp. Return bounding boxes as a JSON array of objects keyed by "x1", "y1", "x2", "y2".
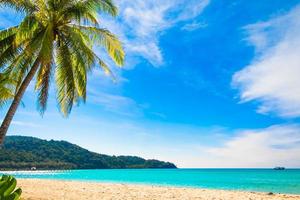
[
  {"x1": 64, "y1": 25, "x2": 116, "y2": 78},
  {"x1": 61, "y1": 26, "x2": 95, "y2": 68},
  {"x1": 5, "y1": 29, "x2": 45, "y2": 91},
  {"x1": 60, "y1": 2, "x2": 99, "y2": 26},
  {"x1": 0, "y1": 73, "x2": 15, "y2": 107},
  {"x1": 35, "y1": 61, "x2": 52, "y2": 113},
  {"x1": 15, "y1": 15, "x2": 41, "y2": 46},
  {"x1": 71, "y1": 25, "x2": 124, "y2": 66},
  {"x1": 35, "y1": 24, "x2": 54, "y2": 113},
  {"x1": 0, "y1": 16, "x2": 41, "y2": 69},
  {"x1": 85, "y1": 0, "x2": 118, "y2": 17},
  {"x1": 0, "y1": 0, "x2": 36, "y2": 13},
  {"x1": 0, "y1": 26, "x2": 17, "y2": 41},
  {"x1": 0, "y1": 27, "x2": 19, "y2": 69},
  {"x1": 62, "y1": 0, "x2": 117, "y2": 23},
  {"x1": 55, "y1": 37, "x2": 76, "y2": 116},
  {"x1": 58, "y1": 28, "x2": 91, "y2": 100}
]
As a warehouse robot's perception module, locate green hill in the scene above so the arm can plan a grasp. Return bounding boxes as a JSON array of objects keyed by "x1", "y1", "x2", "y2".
[{"x1": 0, "y1": 136, "x2": 176, "y2": 170}]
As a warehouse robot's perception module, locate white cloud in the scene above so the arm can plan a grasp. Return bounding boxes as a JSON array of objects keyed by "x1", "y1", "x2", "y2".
[
  {"x1": 83, "y1": 0, "x2": 210, "y2": 115},
  {"x1": 233, "y1": 5, "x2": 300, "y2": 117},
  {"x1": 201, "y1": 125, "x2": 300, "y2": 168},
  {"x1": 84, "y1": 70, "x2": 144, "y2": 117},
  {"x1": 181, "y1": 21, "x2": 207, "y2": 31},
  {"x1": 172, "y1": 0, "x2": 210, "y2": 22},
  {"x1": 11, "y1": 120, "x2": 42, "y2": 128},
  {"x1": 101, "y1": 0, "x2": 210, "y2": 66},
  {"x1": 88, "y1": 90, "x2": 143, "y2": 117}
]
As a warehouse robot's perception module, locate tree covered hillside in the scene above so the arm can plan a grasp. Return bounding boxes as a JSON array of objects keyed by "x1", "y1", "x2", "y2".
[{"x1": 0, "y1": 136, "x2": 176, "y2": 170}]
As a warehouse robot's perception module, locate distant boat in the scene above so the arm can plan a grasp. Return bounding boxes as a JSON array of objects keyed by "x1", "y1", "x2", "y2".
[{"x1": 273, "y1": 167, "x2": 285, "y2": 170}]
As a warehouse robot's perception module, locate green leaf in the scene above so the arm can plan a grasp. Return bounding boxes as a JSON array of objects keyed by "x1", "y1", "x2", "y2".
[
  {"x1": 0, "y1": 176, "x2": 22, "y2": 200},
  {"x1": 3, "y1": 177, "x2": 16, "y2": 197},
  {"x1": 7, "y1": 188, "x2": 22, "y2": 200}
]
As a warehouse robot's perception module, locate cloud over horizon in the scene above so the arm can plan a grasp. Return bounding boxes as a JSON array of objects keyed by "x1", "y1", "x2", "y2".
[
  {"x1": 201, "y1": 124, "x2": 300, "y2": 168},
  {"x1": 233, "y1": 5, "x2": 300, "y2": 118}
]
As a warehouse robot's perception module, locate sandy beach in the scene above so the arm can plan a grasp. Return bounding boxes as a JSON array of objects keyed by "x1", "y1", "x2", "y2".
[{"x1": 17, "y1": 179, "x2": 300, "y2": 200}]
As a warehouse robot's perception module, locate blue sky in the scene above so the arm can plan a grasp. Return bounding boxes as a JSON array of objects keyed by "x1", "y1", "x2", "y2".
[{"x1": 1, "y1": 0, "x2": 300, "y2": 168}]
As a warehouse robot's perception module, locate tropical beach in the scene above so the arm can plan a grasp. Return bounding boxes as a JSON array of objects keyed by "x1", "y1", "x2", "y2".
[
  {"x1": 4, "y1": 168, "x2": 300, "y2": 199},
  {"x1": 2, "y1": 137, "x2": 300, "y2": 199},
  {"x1": 17, "y1": 179, "x2": 300, "y2": 200},
  {"x1": 1, "y1": 0, "x2": 300, "y2": 199}
]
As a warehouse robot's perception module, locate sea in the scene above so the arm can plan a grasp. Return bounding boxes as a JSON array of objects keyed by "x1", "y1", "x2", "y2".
[{"x1": 2, "y1": 169, "x2": 300, "y2": 194}]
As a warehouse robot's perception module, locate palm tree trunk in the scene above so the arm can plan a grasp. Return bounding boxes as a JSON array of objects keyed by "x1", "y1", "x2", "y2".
[{"x1": 0, "y1": 59, "x2": 40, "y2": 145}]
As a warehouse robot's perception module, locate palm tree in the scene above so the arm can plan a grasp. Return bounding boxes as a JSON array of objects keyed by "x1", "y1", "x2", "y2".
[{"x1": 0, "y1": 0, "x2": 124, "y2": 144}]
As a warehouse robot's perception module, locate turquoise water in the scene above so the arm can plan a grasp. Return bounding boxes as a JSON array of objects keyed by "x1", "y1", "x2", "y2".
[{"x1": 2, "y1": 169, "x2": 300, "y2": 194}]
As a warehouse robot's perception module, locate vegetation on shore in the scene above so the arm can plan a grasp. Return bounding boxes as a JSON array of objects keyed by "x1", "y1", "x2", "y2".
[{"x1": 0, "y1": 136, "x2": 177, "y2": 170}]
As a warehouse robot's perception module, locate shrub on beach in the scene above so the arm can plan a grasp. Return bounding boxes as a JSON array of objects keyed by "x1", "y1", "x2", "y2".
[{"x1": 0, "y1": 175, "x2": 22, "y2": 200}]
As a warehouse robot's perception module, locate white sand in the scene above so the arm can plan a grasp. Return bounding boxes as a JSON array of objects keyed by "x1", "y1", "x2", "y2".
[{"x1": 18, "y1": 179, "x2": 300, "y2": 200}]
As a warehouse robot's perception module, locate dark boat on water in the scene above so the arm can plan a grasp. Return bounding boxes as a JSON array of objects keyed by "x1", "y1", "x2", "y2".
[{"x1": 273, "y1": 167, "x2": 285, "y2": 170}]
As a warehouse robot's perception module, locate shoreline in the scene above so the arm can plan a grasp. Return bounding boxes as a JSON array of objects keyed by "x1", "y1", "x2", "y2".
[
  {"x1": 16, "y1": 177, "x2": 300, "y2": 195},
  {"x1": 17, "y1": 179, "x2": 300, "y2": 200}
]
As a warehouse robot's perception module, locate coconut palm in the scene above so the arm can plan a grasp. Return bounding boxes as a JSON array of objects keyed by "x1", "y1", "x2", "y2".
[{"x1": 0, "y1": 0, "x2": 124, "y2": 144}]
